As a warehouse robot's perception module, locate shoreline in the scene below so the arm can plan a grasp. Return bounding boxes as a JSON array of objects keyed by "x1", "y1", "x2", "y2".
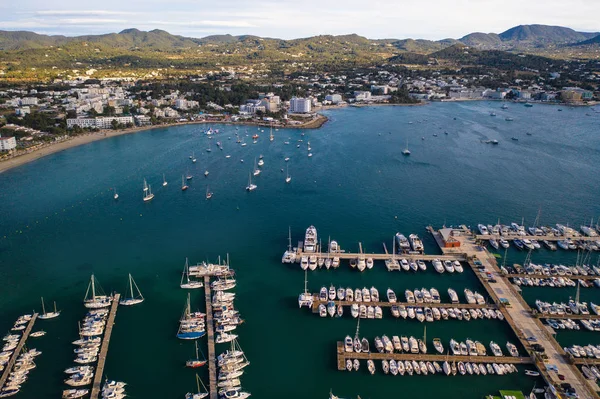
[{"x1": 0, "y1": 114, "x2": 328, "y2": 174}]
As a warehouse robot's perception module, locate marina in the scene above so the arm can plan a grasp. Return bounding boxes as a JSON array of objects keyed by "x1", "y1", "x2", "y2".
[
  {"x1": 0, "y1": 313, "x2": 38, "y2": 392},
  {"x1": 90, "y1": 293, "x2": 120, "y2": 399}
]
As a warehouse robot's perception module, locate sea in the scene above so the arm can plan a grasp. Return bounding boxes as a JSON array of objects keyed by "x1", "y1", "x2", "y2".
[{"x1": 0, "y1": 101, "x2": 599, "y2": 399}]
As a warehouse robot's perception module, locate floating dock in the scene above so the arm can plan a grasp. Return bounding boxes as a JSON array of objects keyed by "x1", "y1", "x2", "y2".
[
  {"x1": 535, "y1": 313, "x2": 600, "y2": 320},
  {"x1": 335, "y1": 342, "x2": 531, "y2": 370},
  {"x1": 90, "y1": 294, "x2": 120, "y2": 399},
  {"x1": 0, "y1": 313, "x2": 38, "y2": 390},
  {"x1": 204, "y1": 276, "x2": 217, "y2": 399},
  {"x1": 293, "y1": 249, "x2": 465, "y2": 263}
]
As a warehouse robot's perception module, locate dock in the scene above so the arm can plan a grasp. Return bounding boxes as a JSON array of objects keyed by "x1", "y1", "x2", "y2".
[
  {"x1": 311, "y1": 299, "x2": 496, "y2": 314},
  {"x1": 535, "y1": 313, "x2": 600, "y2": 320},
  {"x1": 0, "y1": 313, "x2": 38, "y2": 390},
  {"x1": 335, "y1": 342, "x2": 531, "y2": 370},
  {"x1": 432, "y1": 227, "x2": 599, "y2": 399},
  {"x1": 90, "y1": 293, "x2": 120, "y2": 399},
  {"x1": 204, "y1": 276, "x2": 217, "y2": 399}
]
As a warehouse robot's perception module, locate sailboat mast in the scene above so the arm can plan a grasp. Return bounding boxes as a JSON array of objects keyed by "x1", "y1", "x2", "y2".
[
  {"x1": 288, "y1": 226, "x2": 292, "y2": 251},
  {"x1": 40, "y1": 297, "x2": 46, "y2": 315},
  {"x1": 129, "y1": 274, "x2": 134, "y2": 300},
  {"x1": 304, "y1": 270, "x2": 308, "y2": 294},
  {"x1": 91, "y1": 274, "x2": 96, "y2": 300}
]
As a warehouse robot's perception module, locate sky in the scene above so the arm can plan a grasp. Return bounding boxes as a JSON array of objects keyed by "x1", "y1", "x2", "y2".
[{"x1": 1, "y1": 0, "x2": 599, "y2": 40}]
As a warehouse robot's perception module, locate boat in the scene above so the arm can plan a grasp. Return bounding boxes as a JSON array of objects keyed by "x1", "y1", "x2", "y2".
[
  {"x1": 38, "y1": 297, "x2": 60, "y2": 320},
  {"x1": 298, "y1": 270, "x2": 314, "y2": 308},
  {"x1": 433, "y1": 338, "x2": 443, "y2": 354},
  {"x1": 327, "y1": 301, "x2": 336, "y2": 317},
  {"x1": 389, "y1": 359, "x2": 398, "y2": 375},
  {"x1": 119, "y1": 274, "x2": 144, "y2": 306},
  {"x1": 186, "y1": 341, "x2": 207, "y2": 368},
  {"x1": 448, "y1": 288, "x2": 459, "y2": 304},
  {"x1": 62, "y1": 389, "x2": 89, "y2": 398},
  {"x1": 409, "y1": 234, "x2": 424, "y2": 252},
  {"x1": 181, "y1": 176, "x2": 189, "y2": 191},
  {"x1": 252, "y1": 158, "x2": 260, "y2": 177},
  {"x1": 395, "y1": 233, "x2": 411, "y2": 253},
  {"x1": 192, "y1": 151, "x2": 196, "y2": 163},
  {"x1": 432, "y1": 259, "x2": 444, "y2": 273},
  {"x1": 83, "y1": 275, "x2": 112, "y2": 309},
  {"x1": 506, "y1": 342, "x2": 519, "y2": 357},
  {"x1": 245, "y1": 172, "x2": 257, "y2": 191},
  {"x1": 402, "y1": 139, "x2": 411, "y2": 155},
  {"x1": 181, "y1": 258, "x2": 203, "y2": 289},
  {"x1": 525, "y1": 370, "x2": 540, "y2": 377},
  {"x1": 387, "y1": 288, "x2": 397, "y2": 303},
  {"x1": 285, "y1": 165, "x2": 291, "y2": 184},
  {"x1": 304, "y1": 226, "x2": 317, "y2": 253},
  {"x1": 185, "y1": 373, "x2": 209, "y2": 399},
  {"x1": 30, "y1": 330, "x2": 46, "y2": 338},
  {"x1": 162, "y1": 174, "x2": 168, "y2": 186},
  {"x1": 367, "y1": 360, "x2": 375, "y2": 374},
  {"x1": 142, "y1": 180, "x2": 154, "y2": 202}
]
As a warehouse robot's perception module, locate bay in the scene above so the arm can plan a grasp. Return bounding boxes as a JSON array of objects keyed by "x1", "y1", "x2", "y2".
[{"x1": 0, "y1": 101, "x2": 599, "y2": 398}]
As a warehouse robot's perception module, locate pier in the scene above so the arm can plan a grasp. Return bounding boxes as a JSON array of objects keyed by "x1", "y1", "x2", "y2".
[
  {"x1": 311, "y1": 299, "x2": 497, "y2": 314},
  {"x1": 432, "y1": 228, "x2": 599, "y2": 399},
  {"x1": 204, "y1": 275, "x2": 217, "y2": 399},
  {"x1": 90, "y1": 294, "x2": 120, "y2": 399},
  {"x1": 335, "y1": 342, "x2": 531, "y2": 370},
  {"x1": 536, "y1": 313, "x2": 600, "y2": 320},
  {"x1": 0, "y1": 313, "x2": 38, "y2": 390}
]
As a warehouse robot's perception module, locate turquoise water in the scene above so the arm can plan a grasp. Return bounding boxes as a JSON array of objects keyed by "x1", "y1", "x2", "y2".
[{"x1": 1, "y1": 102, "x2": 599, "y2": 398}]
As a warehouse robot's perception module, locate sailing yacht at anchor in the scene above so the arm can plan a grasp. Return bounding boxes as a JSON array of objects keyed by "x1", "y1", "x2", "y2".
[
  {"x1": 83, "y1": 274, "x2": 112, "y2": 309},
  {"x1": 38, "y1": 297, "x2": 61, "y2": 320},
  {"x1": 181, "y1": 258, "x2": 204, "y2": 289},
  {"x1": 119, "y1": 273, "x2": 144, "y2": 306}
]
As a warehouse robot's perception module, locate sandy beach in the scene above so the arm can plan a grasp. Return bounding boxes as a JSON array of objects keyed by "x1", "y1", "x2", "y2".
[{"x1": 0, "y1": 115, "x2": 328, "y2": 174}]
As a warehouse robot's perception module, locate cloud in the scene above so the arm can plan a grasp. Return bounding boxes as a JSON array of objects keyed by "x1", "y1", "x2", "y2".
[
  {"x1": 148, "y1": 20, "x2": 257, "y2": 28},
  {"x1": 34, "y1": 10, "x2": 136, "y2": 16}
]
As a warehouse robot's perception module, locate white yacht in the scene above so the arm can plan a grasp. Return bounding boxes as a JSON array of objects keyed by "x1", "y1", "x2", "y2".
[
  {"x1": 297, "y1": 271, "x2": 313, "y2": 308},
  {"x1": 409, "y1": 234, "x2": 424, "y2": 252},
  {"x1": 304, "y1": 226, "x2": 318, "y2": 253},
  {"x1": 432, "y1": 259, "x2": 444, "y2": 273},
  {"x1": 83, "y1": 275, "x2": 112, "y2": 309},
  {"x1": 119, "y1": 273, "x2": 144, "y2": 306}
]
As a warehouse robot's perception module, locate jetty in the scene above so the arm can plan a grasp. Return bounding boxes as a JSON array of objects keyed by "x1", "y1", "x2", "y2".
[
  {"x1": 90, "y1": 294, "x2": 120, "y2": 399},
  {"x1": 429, "y1": 226, "x2": 599, "y2": 399},
  {"x1": 507, "y1": 273, "x2": 599, "y2": 281},
  {"x1": 312, "y1": 299, "x2": 496, "y2": 314},
  {"x1": 335, "y1": 342, "x2": 531, "y2": 370},
  {"x1": 535, "y1": 313, "x2": 600, "y2": 320},
  {"x1": 204, "y1": 275, "x2": 217, "y2": 399},
  {"x1": 293, "y1": 248, "x2": 464, "y2": 262},
  {"x1": 0, "y1": 313, "x2": 38, "y2": 390}
]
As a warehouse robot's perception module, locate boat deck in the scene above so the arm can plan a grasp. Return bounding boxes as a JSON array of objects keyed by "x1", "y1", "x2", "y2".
[
  {"x1": 0, "y1": 313, "x2": 38, "y2": 390},
  {"x1": 90, "y1": 294, "x2": 120, "y2": 399},
  {"x1": 204, "y1": 276, "x2": 217, "y2": 399},
  {"x1": 335, "y1": 342, "x2": 531, "y2": 370}
]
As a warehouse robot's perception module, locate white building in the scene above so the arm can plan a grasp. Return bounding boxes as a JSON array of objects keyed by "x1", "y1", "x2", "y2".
[
  {"x1": 353, "y1": 91, "x2": 372, "y2": 101},
  {"x1": 134, "y1": 115, "x2": 152, "y2": 126},
  {"x1": 0, "y1": 136, "x2": 17, "y2": 151},
  {"x1": 289, "y1": 97, "x2": 311, "y2": 113},
  {"x1": 67, "y1": 116, "x2": 134, "y2": 129},
  {"x1": 325, "y1": 94, "x2": 342, "y2": 104},
  {"x1": 20, "y1": 97, "x2": 39, "y2": 106}
]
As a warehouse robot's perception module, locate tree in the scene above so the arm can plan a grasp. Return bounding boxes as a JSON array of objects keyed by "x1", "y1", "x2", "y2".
[{"x1": 111, "y1": 119, "x2": 119, "y2": 130}]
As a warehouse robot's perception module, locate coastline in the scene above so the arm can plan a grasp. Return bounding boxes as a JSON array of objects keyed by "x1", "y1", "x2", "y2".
[{"x1": 0, "y1": 114, "x2": 328, "y2": 174}]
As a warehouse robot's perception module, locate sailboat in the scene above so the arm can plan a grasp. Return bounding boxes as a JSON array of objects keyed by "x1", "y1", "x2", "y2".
[
  {"x1": 253, "y1": 158, "x2": 260, "y2": 176},
  {"x1": 298, "y1": 270, "x2": 313, "y2": 308},
  {"x1": 119, "y1": 273, "x2": 144, "y2": 306},
  {"x1": 285, "y1": 164, "x2": 291, "y2": 183},
  {"x1": 186, "y1": 170, "x2": 193, "y2": 180},
  {"x1": 402, "y1": 139, "x2": 411, "y2": 155},
  {"x1": 83, "y1": 274, "x2": 112, "y2": 309},
  {"x1": 185, "y1": 374, "x2": 209, "y2": 399},
  {"x1": 269, "y1": 126, "x2": 274, "y2": 142},
  {"x1": 163, "y1": 174, "x2": 168, "y2": 186},
  {"x1": 192, "y1": 151, "x2": 197, "y2": 163},
  {"x1": 177, "y1": 294, "x2": 206, "y2": 340},
  {"x1": 206, "y1": 186, "x2": 213, "y2": 200},
  {"x1": 282, "y1": 226, "x2": 296, "y2": 263},
  {"x1": 113, "y1": 188, "x2": 118, "y2": 200},
  {"x1": 181, "y1": 258, "x2": 203, "y2": 289},
  {"x1": 182, "y1": 175, "x2": 189, "y2": 191},
  {"x1": 186, "y1": 341, "x2": 207, "y2": 368},
  {"x1": 246, "y1": 172, "x2": 257, "y2": 191},
  {"x1": 38, "y1": 297, "x2": 61, "y2": 320},
  {"x1": 143, "y1": 181, "x2": 155, "y2": 202},
  {"x1": 206, "y1": 141, "x2": 212, "y2": 153}
]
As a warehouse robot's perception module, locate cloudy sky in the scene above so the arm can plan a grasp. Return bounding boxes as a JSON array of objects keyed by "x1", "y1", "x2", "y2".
[{"x1": 1, "y1": 0, "x2": 599, "y2": 39}]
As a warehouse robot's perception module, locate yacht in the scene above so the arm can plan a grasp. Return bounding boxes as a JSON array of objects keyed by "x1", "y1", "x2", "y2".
[
  {"x1": 432, "y1": 259, "x2": 444, "y2": 273},
  {"x1": 490, "y1": 341, "x2": 503, "y2": 357},
  {"x1": 119, "y1": 273, "x2": 144, "y2": 306},
  {"x1": 304, "y1": 226, "x2": 318, "y2": 253},
  {"x1": 443, "y1": 260, "x2": 454, "y2": 273},
  {"x1": 448, "y1": 288, "x2": 459, "y2": 303},
  {"x1": 245, "y1": 173, "x2": 257, "y2": 191},
  {"x1": 405, "y1": 290, "x2": 415, "y2": 303},
  {"x1": 395, "y1": 233, "x2": 411, "y2": 253},
  {"x1": 38, "y1": 297, "x2": 61, "y2": 320},
  {"x1": 409, "y1": 234, "x2": 424, "y2": 252},
  {"x1": 386, "y1": 289, "x2": 397, "y2": 303},
  {"x1": 478, "y1": 224, "x2": 489, "y2": 235},
  {"x1": 83, "y1": 275, "x2": 112, "y2": 309},
  {"x1": 297, "y1": 271, "x2": 313, "y2": 308}
]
